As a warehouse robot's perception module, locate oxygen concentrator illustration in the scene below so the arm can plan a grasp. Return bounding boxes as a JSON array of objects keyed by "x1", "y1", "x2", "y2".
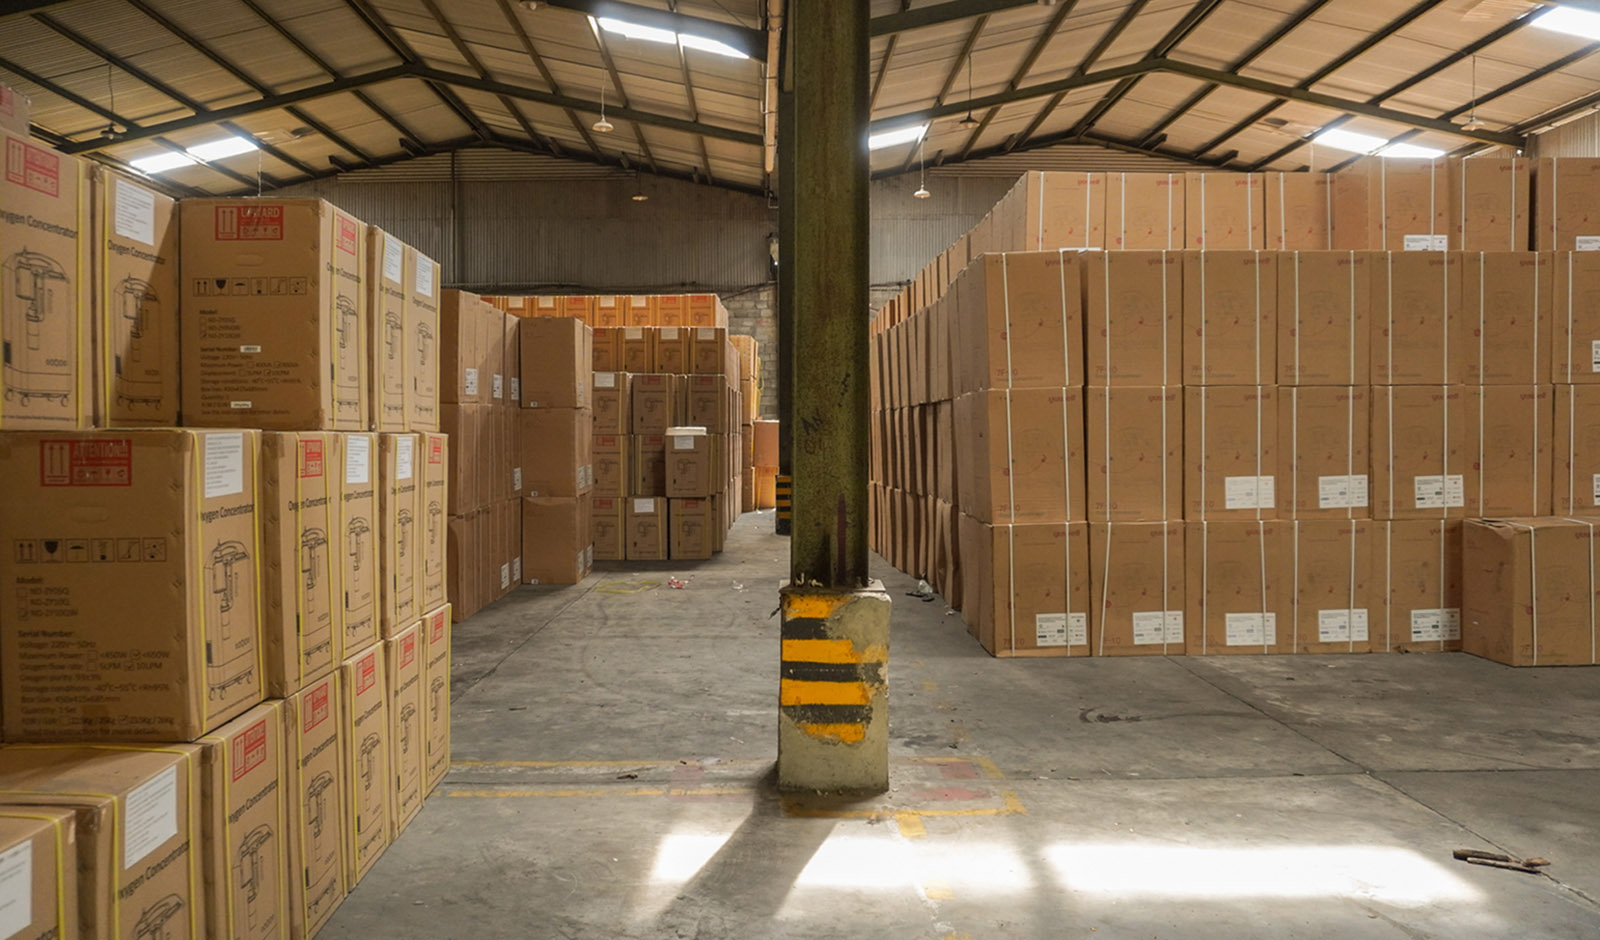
[
  {"x1": 299, "y1": 527, "x2": 333, "y2": 661},
  {"x1": 206, "y1": 539, "x2": 255, "y2": 699},
  {"x1": 3, "y1": 249, "x2": 73, "y2": 406},
  {"x1": 395, "y1": 508, "x2": 415, "y2": 604},
  {"x1": 113, "y1": 275, "x2": 165, "y2": 408},
  {"x1": 335, "y1": 294, "x2": 360, "y2": 396},
  {"x1": 134, "y1": 894, "x2": 185, "y2": 940},
  {"x1": 359, "y1": 732, "x2": 381, "y2": 797},
  {"x1": 383, "y1": 310, "x2": 403, "y2": 399},
  {"x1": 425, "y1": 500, "x2": 443, "y2": 581},
  {"x1": 346, "y1": 517, "x2": 370, "y2": 575},
  {"x1": 233, "y1": 824, "x2": 279, "y2": 940},
  {"x1": 306, "y1": 770, "x2": 337, "y2": 872}
]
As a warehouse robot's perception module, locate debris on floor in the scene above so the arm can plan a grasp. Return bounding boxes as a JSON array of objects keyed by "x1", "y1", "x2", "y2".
[{"x1": 1452, "y1": 849, "x2": 1551, "y2": 874}]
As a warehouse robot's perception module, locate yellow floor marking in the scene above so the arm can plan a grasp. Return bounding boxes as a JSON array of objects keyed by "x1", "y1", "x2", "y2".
[
  {"x1": 923, "y1": 884, "x2": 955, "y2": 901},
  {"x1": 447, "y1": 786, "x2": 743, "y2": 799},
  {"x1": 920, "y1": 679, "x2": 940, "y2": 692},
  {"x1": 903, "y1": 755, "x2": 1005, "y2": 779},
  {"x1": 782, "y1": 790, "x2": 1026, "y2": 821},
  {"x1": 895, "y1": 813, "x2": 926, "y2": 839},
  {"x1": 451, "y1": 759, "x2": 768, "y2": 769}
]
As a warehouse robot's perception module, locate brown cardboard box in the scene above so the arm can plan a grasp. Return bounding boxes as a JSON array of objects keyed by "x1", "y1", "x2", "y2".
[
  {"x1": 1287, "y1": 519, "x2": 1373, "y2": 653},
  {"x1": 528, "y1": 296, "x2": 560, "y2": 318},
  {"x1": 445, "y1": 510, "x2": 482, "y2": 622},
  {"x1": 625, "y1": 295, "x2": 655, "y2": 327},
  {"x1": 519, "y1": 317, "x2": 591, "y2": 409},
  {"x1": 0, "y1": 806, "x2": 77, "y2": 940},
  {"x1": 687, "y1": 294, "x2": 728, "y2": 328},
  {"x1": 1553, "y1": 249, "x2": 1600, "y2": 384},
  {"x1": 1534, "y1": 157, "x2": 1600, "y2": 251},
  {"x1": 521, "y1": 496, "x2": 593, "y2": 584},
  {"x1": 406, "y1": 248, "x2": 440, "y2": 430},
  {"x1": 1463, "y1": 384, "x2": 1553, "y2": 517},
  {"x1": 656, "y1": 295, "x2": 687, "y2": 327},
  {"x1": 1372, "y1": 250, "x2": 1462, "y2": 385},
  {"x1": 593, "y1": 327, "x2": 621, "y2": 371},
  {"x1": 92, "y1": 167, "x2": 179, "y2": 426},
  {"x1": 502, "y1": 311, "x2": 520, "y2": 407},
  {"x1": 622, "y1": 327, "x2": 655, "y2": 373},
  {"x1": 669, "y1": 497, "x2": 714, "y2": 559},
  {"x1": 501, "y1": 403, "x2": 520, "y2": 500},
  {"x1": 1185, "y1": 172, "x2": 1266, "y2": 249},
  {"x1": 692, "y1": 327, "x2": 729, "y2": 374},
  {"x1": 1279, "y1": 385, "x2": 1371, "y2": 518},
  {"x1": 181, "y1": 198, "x2": 367, "y2": 429},
  {"x1": 1370, "y1": 385, "x2": 1466, "y2": 520},
  {"x1": 262, "y1": 432, "x2": 343, "y2": 697},
  {"x1": 1084, "y1": 251, "x2": 1182, "y2": 385},
  {"x1": 341, "y1": 432, "x2": 380, "y2": 657},
  {"x1": 1185, "y1": 520, "x2": 1292, "y2": 655},
  {"x1": 367, "y1": 225, "x2": 409, "y2": 431},
  {"x1": 1463, "y1": 517, "x2": 1600, "y2": 666},
  {"x1": 655, "y1": 327, "x2": 690, "y2": 372},
  {"x1": 1184, "y1": 386, "x2": 1278, "y2": 520},
  {"x1": 1106, "y1": 172, "x2": 1185, "y2": 250},
  {"x1": 959, "y1": 515, "x2": 1090, "y2": 657},
  {"x1": 753, "y1": 419, "x2": 778, "y2": 467},
  {"x1": 439, "y1": 290, "x2": 484, "y2": 404},
  {"x1": 0, "y1": 80, "x2": 30, "y2": 135},
  {"x1": 562, "y1": 296, "x2": 594, "y2": 323},
  {"x1": 0, "y1": 429, "x2": 262, "y2": 741},
  {"x1": 440, "y1": 404, "x2": 479, "y2": 513},
  {"x1": 1277, "y1": 250, "x2": 1372, "y2": 385},
  {"x1": 593, "y1": 433, "x2": 629, "y2": 497},
  {"x1": 1183, "y1": 251, "x2": 1277, "y2": 384},
  {"x1": 1332, "y1": 156, "x2": 1451, "y2": 250},
  {"x1": 0, "y1": 746, "x2": 202, "y2": 940},
  {"x1": 989, "y1": 171, "x2": 1105, "y2": 250},
  {"x1": 1461, "y1": 251, "x2": 1551, "y2": 384},
  {"x1": 519, "y1": 407, "x2": 594, "y2": 497},
  {"x1": 1, "y1": 131, "x2": 91, "y2": 430},
  {"x1": 1089, "y1": 521, "x2": 1185, "y2": 655},
  {"x1": 666, "y1": 426, "x2": 711, "y2": 498},
  {"x1": 1085, "y1": 386, "x2": 1182, "y2": 523},
  {"x1": 593, "y1": 295, "x2": 626, "y2": 328},
  {"x1": 631, "y1": 373, "x2": 676, "y2": 433},
  {"x1": 954, "y1": 388, "x2": 1085, "y2": 524},
  {"x1": 421, "y1": 604, "x2": 451, "y2": 794},
  {"x1": 379, "y1": 433, "x2": 421, "y2": 635},
  {"x1": 627, "y1": 497, "x2": 669, "y2": 560},
  {"x1": 633, "y1": 433, "x2": 667, "y2": 496},
  {"x1": 686, "y1": 374, "x2": 726, "y2": 431},
  {"x1": 1373, "y1": 519, "x2": 1463, "y2": 652},
  {"x1": 198, "y1": 700, "x2": 289, "y2": 940},
  {"x1": 338, "y1": 642, "x2": 389, "y2": 885},
  {"x1": 384, "y1": 622, "x2": 424, "y2": 837},
  {"x1": 593, "y1": 496, "x2": 626, "y2": 560},
  {"x1": 1452, "y1": 155, "x2": 1530, "y2": 251},
  {"x1": 1555, "y1": 384, "x2": 1600, "y2": 513},
  {"x1": 420, "y1": 431, "x2": 448, "y2": 611},
  {"x1": 1264, "y1": 171, "x2": 1332, "y2": 250},
  {"x1": 956, "y1": 251, "x2": 1082, "y2": 393}
]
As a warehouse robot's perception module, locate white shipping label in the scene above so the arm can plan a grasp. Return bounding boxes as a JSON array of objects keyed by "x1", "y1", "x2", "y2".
[
  {"x1": 346, "y1": 435, "x2": 371, "y2": 484},
  {"x1": 1224, "y1": 475, "x2": 1276, "y2": 510},
  {"x1": 1402, "y1": 234, "x2": 1449, "y2": 251},
  {"x1": 1225, "y1": 612, "x2": 1277, "y2": 647},
  {"x1": 1410, "y1": 608, "x2": 1461, "y2": 642},
  {"x1": 0, "y1": 840, "x2": 31, "y2": 937},
  {"x1": 1318, "y1": 474, "x2": 1370, "y2": 509},
  {"x1": 1132, "y1": 611, "x2": 1184, "y2": 645},
  {"x1": 500, "y1": 563, "x2": 510, "y2": 590},
  {"x1": 396, "y1": 435, "x2": 415, "y2": 480},
  {"x1": 634, "y1": 499, "x2": 654, "y2": 514},
  {"x1": 113, "y1": 177, "x2": 157, "y2": 246},
  {"x1": 698, "y1": 328, "x2": 716, "y2": 340},
  {"x1": 230, "y1": 401, "x2": 252, "y2": 409},
  {"x1": 512, "y1": 557, "x2": 522, "y2": 583},
  {"x1": 1035, "y1": 612, "x2": 1087, "y2": 647},
  {"x1": 1576, "y1": 236, "x2": 1600, "y2": 251},
  {"x1": 204, "y1": 432, "x2": 245, "y2": 499},
  {"x1": 1591, "y1": 340, "x2": 1600, "y2": 373},
  {"x1": 625, "y1": 328, "x2": 643, "y2": 339},
  {"x1": 513, "y1": 467, "x2": 523, "y2": 491},
  {"x1": 662, "y1": 328, "x2": 679, "y2": 340},
  {"x1": 1592, "y1": 473, "x2": 1600, "y2": 505},
  {"x1": 383, "y1": 234, "x2": 403, "y2": 283},
  {"x1": 1413, "y1": 474, "x2": 1465, "y2": 509},
  {"x1": 673, "y1": 436, "x2": 695, "y2": 450},
  {"x1": 415, "y1": 258, "x2": 435, "y2": 296},
  {"x1": 463, "y1": 368, "x2": 479, "y2": 396},
  {"x1": 492, "y1": 374, "x2": 504, "y2": 400},
  {"x1": 510, "y1": 378, "x2": 520, "y2": 400},
  {"x1": 239, "y1": 344, "x2": 261, "y2": 354},
  {"x1": 124, "y1": 765, "x2": 179, "y2": 869},
  {"x1": 1318, "y1": 608, "x2": 1370, "y2": 643},
  {"x1": 595, "y1": 372, "x2": 617, "y2": 389}
]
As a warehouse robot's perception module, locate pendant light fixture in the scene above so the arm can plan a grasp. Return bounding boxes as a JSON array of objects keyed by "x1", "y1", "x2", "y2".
[
  {"x1": 631, "y1": 167, "x2": 648, "y2": 202},
  {"x1": 1461, "y1": 55, "x2": 1486, "y2": 132},
  {"x1": 593, "y1": 78, "x2": 614, "y2": 133},
  {"x1": 913, "y1": 136, "x2": 931, "y2": 199},
  {"x1": 958, "y1": 51, "x2": 980, "y2": 130}
]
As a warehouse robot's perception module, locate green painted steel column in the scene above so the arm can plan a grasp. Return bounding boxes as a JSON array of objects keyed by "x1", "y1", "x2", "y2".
[{"x1": 775, "y1": 30, "x2": 795, "y2": 538}]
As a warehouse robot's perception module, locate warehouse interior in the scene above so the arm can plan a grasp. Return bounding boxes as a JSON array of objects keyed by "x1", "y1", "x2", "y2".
[{"x1": 4, "y1": 0, "x2": 1600, "y2": 938}]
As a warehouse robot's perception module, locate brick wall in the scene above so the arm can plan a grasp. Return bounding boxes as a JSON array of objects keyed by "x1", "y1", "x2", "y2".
[{"x1": 724, "y1": 285, "x2": 777, "y2": 419}]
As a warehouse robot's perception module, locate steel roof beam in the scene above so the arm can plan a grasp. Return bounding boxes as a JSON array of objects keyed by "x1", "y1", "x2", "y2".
[
  {"x1": 417, "y1": 0, "x2": 557, "y2": 153},
  {"x1": 1071, "y1": 0, "x2": 1227, "y2": 138},
  {"x1": 492, "y1": 0, "x2": 603, "y2": 156},
  {"x1": 955, "y1": 0, "x2": 1077, "y2": 159},
  {"x1": 340, "y1": 0, "x2": 495, "y2": 141},
  {"x1": 870, "y1": 0, "x2": 1039, "y2": 37},
  {"x1": 536, "y1": 0, "x2": 765, "y2": 61},
  {"x1": 589, "y1": 19, "x2": 659, "y2": 170}
]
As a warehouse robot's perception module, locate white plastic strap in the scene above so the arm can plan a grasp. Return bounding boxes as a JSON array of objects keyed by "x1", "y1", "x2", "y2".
[
  {"x1": 1278, "y1": 174, "x2": 1286, "y2": 248},
  {"x1": 1293, "y1": 251, "x2": 1302, "y2": 382},
  {"x1": 1386, "y1": 252, "x2": 1395, "y2": 382},
  {"x1": 1253, "y1": 249, "x2": 1262, "y2": 385},
  {"x1": 1082, "y1": 174, "x2": 1093, "y2": 250},
  {"x1": 1346, "y1": 514, "x2": 1357, "y2": 652},
  {"x1": 1036, "y1": 172, "x2": 1046, "y2": 251},
  {"x1": 1060, "y1": 248, "x2": 1075, "y2": 652},
  {"x1": 1380, "y1": 158, "x2": 1389, "y2": 246},
  {"x1": 1002, "y1": 255, "x2": 1018, "y2": 653},
  {"x1": 1166, "y1": 173, "x2": 1175, "y2": 250},
  {"x1": 1476, "y1": 385, "x2": 1485, "y2": 514},
  {"x1": 1478, "y1": 251, "x2": 1486, "y2": 383},
  {"x1": 1442, "y1": 382, "x2": 1452, "y2": 522},
  {"x1": 1098, "y1": 523, "x2": 1113, "y2": 657},
  {"x1": 1387, "y1": 388, "x2": 1395, "y2": 519},
  {"x1": 1292, "y1": 386, "x2": 1300, "y2": 514},
  {"x1": 1385, "y1": 523, "x2": 1394, "y2": 652},
  {"x1": 1258, "y1": 519, "x2": 1269, "y2": 653},
  {"x1": 1292, "y1": 520, "x2": 1301, "y2": 653},
  {"x1": 1199, "y1": 173, "x2": 1207, "y2": 248},
  {"x1": 1201, "y1": 519, "x2": 1210, "y2": 655},
  {"x1": 1442, "y1": 247, "x2": 1451, "y2": 381},
  {"x1": 1347, "y1": 250, "x2": 1356, "y2": 386},
  {"x1": 1345, "y1": 379, "x2": 1355, "y2": 521},
  {"x1": 1246, "y1": 173, "x2": 1255, "y2": 246},
  {"x1": 1568, "y1": 386, "x2": 1577, "y2": 512},
  {"x1": 1568, "y1": 252, "x2": 1575, "y2": 383}
]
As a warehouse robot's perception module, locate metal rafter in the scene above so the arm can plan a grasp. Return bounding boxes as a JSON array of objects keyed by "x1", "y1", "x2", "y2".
[
  {"x1": 534, "y1": 0, "x2": 766, "y2": 61},
  {"x1": 667, "y1": 0, "x2": 715, "y2": 184},
  {"x1": 955, "y1": 0, "x2": 1076, "y2": 159},
  {"x1": 1069, "y1": 0, "x2": 1227, "y2": 139},
  {"x1": 869, "y1": 1, "x2": 912, "y2": 113},
  {"x1": 1006, "y1": 0, "x2": 1150, "y2": 153},
  {"x1": 416, "y1": 0, "x2": 555, "y2": 152},
  {"x1": 492, "y1": 0, "x2": 600, "y2": 155},
  {"x1": 909, "y1": 14, "x2": 987, "y2": 172},
  {"x1": 870, "y1": 0, "x2": 1038, "y2": 37},
  {"x1": 589, "y1": 21, "x2": 658, "y2": 171},
  {"x1": 340, "y1": 0, "x2": 494, "y2": 141}
]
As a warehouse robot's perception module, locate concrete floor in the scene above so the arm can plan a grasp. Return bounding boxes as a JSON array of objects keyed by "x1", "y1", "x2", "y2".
[{"x1": 325, "y1": 513, "x2": 1600, "y2": 939}]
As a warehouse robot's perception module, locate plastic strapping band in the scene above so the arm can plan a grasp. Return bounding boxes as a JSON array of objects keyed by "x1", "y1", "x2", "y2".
[
  {"x1": 1385, "y1": 523, "x2": 1394, "y2": 651},
  {"x1": 1293, "y1": 251, "x2": 1302, "y2": 382},
  {"x1": 1199, "y1": 174, "x2": 1207, "y2": 248},
  {"x1": 1202, "y1": 519, "x2": 1209, "y2": 655},
  {"x1": 296, "y1": 440, "x2": 309, "y2": 686},
  {"x1": 1512, "y1": 521, "x2": 1539, "y2": 664},
  {"x1": 1292, "y1": 520, "x2": 1300, "y2": 653},
  {"x1": 1386, "y1": 252, "x2": 1395, "y2": 383},
  {"x1": 1381, "y1": 158, "x2": 1389, "y2": 247},
  {"x1": 1258, "y1": 518, "x2": 1270, "y2": 653},
  {"x1": 252, "y1": 434, "x2": 265, "y2": 698},
  {"x1": 1568, "y1": 251, "x2": 1575, "y2": 383},
  {"x1": 1060, "y1": 249, "x2": 1075, "y2": 651},
  {"x1": 1001, "y1": 254, "x2": 1017, "y2": 654},
  {"x1": 1083, "y1": 173, "x2": 1093, "y2": 249},
  {"x1": 1037, "y1": 172, "x2": 1046, "y2": 251},
  {"x1": 1347, "y1": 512, "x2": 1358, "y2": 652}
]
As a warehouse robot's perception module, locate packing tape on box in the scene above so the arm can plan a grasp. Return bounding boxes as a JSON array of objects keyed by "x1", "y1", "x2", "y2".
[
  {"x1": 1002, "y1": 255, "x2": 1018, "y2": 653},
  {"x1": 1566, "y1": 251, "x2": 1576, "y2": 383},
  {"x1": 1507, "y1": 520, "x2": 1541, "y2": 665}
]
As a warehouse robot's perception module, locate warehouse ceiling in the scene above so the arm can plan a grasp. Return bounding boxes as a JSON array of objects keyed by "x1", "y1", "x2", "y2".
[{"x1": 4, "y1": 0, "x2": 1600, "y2": 197}]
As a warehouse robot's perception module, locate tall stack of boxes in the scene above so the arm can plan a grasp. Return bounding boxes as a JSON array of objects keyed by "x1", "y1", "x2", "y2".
[{"x1": 518, "y1": 316, "x2": 595, "y2": 583}]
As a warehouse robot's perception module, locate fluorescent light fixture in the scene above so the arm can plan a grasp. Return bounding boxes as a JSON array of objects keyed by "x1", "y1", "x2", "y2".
[
  {"x1": 868, "y1": 123, "x2": 927, "y2": 151},
  {"x1": 1533, "y1": 5, "x2": 1600, "y2": 42},
  {"x1": 1312, "y1": 127, "x2": 1443, "y2": 159},
  {"x1": 185, "y1": 135, "x2": 259, "y2": 162},
  {"x1": 130, "y1": 150, "x2": 198, "y2": 174},
  {"x1": 1379, "y1": 141, "x2": 1446, "y2": 159},
  {"x1": 597, "y1": 16, "x2": 749, "y2": 59}
]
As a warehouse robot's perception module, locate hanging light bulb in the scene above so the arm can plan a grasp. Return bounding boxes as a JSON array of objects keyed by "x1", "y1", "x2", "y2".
[
  {"x1": 958, "y1": 51, "x2": 980, "y2": 129},
  {"x1": 631, "y1": 167, "x2": 648, "y2": 201},
  {"x1": 913, "y1": 137, "x2": 931, "y2": 199},
  {"x1": 593, "y1": 79, "x2": 614, "y2": 133},
  {"x1": 1460, "y1": 55, "x2": 1486, "y2": 132},
  {"x1": 914, "y1": 183, "x2": 931, "y2": 199}
]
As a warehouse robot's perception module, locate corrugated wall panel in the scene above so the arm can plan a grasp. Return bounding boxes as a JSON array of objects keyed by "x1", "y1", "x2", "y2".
[
  {"x1": 871, "y1": 175, "x2": 1015, "y2": 286},
  {"x1": 1531, "y1": 110, "x2": 1600, "y2": 158}
]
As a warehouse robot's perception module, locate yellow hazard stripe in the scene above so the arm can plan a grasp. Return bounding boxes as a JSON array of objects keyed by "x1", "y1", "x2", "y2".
[
  {"x1": 781, "y1": 680, "x2": 870, "y2": 706},
  {"x1": 781, "y1": 638, "x2": 887, "y2": 664},
  {"x1": 796, "y1": 723, "x2": 866, "y2": 743}
]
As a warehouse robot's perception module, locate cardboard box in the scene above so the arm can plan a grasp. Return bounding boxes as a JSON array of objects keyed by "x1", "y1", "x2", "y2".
[
  {"x1": 1, "y1": 131, "x2": 91, "y2": 429},
  {"x1": 0, "y1": 746, "x2": 202, "y2": 940},
  {"x1": 262, "y1": 432, "x2": 343, "y2": 697},
  {"x1": 958, "y1": 515, "x2": 1090, "y2": 657},
  {"x1": 0, "y1": 429, "x2": 262, "y2": 741},
  {"x1": 593, "y1": 327, "x2": 621, "y2": 371},
  {"x1": 92, "y1": 167, "x2": 179, "y2": 427},
  {"x1": 181, "y1": 198, "x2": 367, "y2": 429},
  {"x1": 379, "y1": 433, "x2": 421, "y2": 635},
  {"x1": 669, "y1": 497, "x2": 714, "y2": 559},
  {"x1": 626, "y1": 497, "x2": 669, "y2": 560},
  {"x1": 665, "y1": 426, "x2": 711, "y2": 498},
  {"x1": 1463, "y1": 384, "x2": 1553, "y2": 517},
  {"x1": 621, "y1": 327, "x2": 655, "y2": 373},
  {"x1": 955, "y1": 388, "x2": 1085, "y2": 524},
  {"x1": 501, "y1": 311, "x2": 520, "y2": 407},
  {"x1": 956, "y1": 251, "x2": 1082, "y2": 393},
  {"x1": 0, "y1": 806, "x2": 77, "y2": 940},
  {"x1": 420, "y1": 431, "x2": 448, "y2": 611},
  {"x1": 1085, "y1": 386, "x2": 1182, "y2": 523},
  {"x1": 341, "y1": 432, "x2": 380, "y2": 667},
  {"x1": 1184, "y1": 386, "x2": 1278, "y2": 520},
  {"x1": 1264, "y1": 171, "x2": 1332, "y2": 250},
  {"x1": 656, "y1": 295, "x2": 688, "y2": 327},
  {"x1": 1332, "y1": 156, "x2": 1451, "y2": 250},
  {"x1": 562, "y1": 296, "x2": 594, "y2": 323},
  {"x1": 1278, "y1": 250, "x2": 1372, "y2": 385},
  {"x1": 592, "y1": 295, "x2": 626, "y2": 328},
  {"x1": 1371, "y1": 250, "x2": 1462, "y2": 385},
  {"x1": 1463, "y1": 517, "x2": 1600, "y2": 666},
  {"x1": 1183, "y1": 251, "x2": 1277, "y2": 384},
  {"x1": 1105, "y1": 172, "x2": 1184, "y2": 250},
  {"x1": 0, "y1": 80, "x2": 30, "y2": 135},
  {"x1": 1278, "y1": 385, "x2": 1370, "y2": 518},
  {"x1": 593, "y1": 433, "x2": 629, "y2": 498},
  {"x1": 691, "y1": 328, "x2": 728, "y2": 375},
  {"x1": 1186, "y1": 520, "x2": 1292, "y2": 655},
  {"x1": 367, "y1": 226, "x2": 409, "y2": 431},
  {"x1": 1555, "y1": 384, "x2": 1600, "y2": 513},
  {"x1": 1553, "y1": 249, "x2": 1600, "y2": 384},
  {"x1": 631, "y1": 373, "x2": 677, "y2": 434},
  {"x1": 421, "y1": 604, "x2": 451, "y2": 794},
  {"x1": 519, "y1": 317, "x2": 591, "y2": 409},
  {"x1": 439, "y1": 290, "x2": 482, "y2": 404},
  {"x1": 1461, "y1": 251, "x2": 1551, "y2": 384},
  {"x1": 593, "y1": 496, "x2": 626, "y2": 560},
  {"x1": 521, "y1": 496, "x2": 593, "y2": 584},
  {"x1": 446, "y1": 510, "x2": 484, "y2": 622},
  {"x1": 655, "y1": 326, "x2": 690, "y2": 373},
  {"x1": 1534, "y1": 157, "x2": 1600, "y2": 251},
  {"x1": 1084, "y1": 251, "x2": 1182, "y2": 385},
  {"x1": 284, "y1": 673, "x2": 346, "y2": 940},
  {"x1": 384, "y1": 622, "x2": 424, "y2": 837},
  {"x1": 625, "y1": 295, "x2": 655, "y2": 327},
  {"x1": 198, "y1": 701, "x2": 289, "y2": 940},
  {"x1": 1453, "y1": 155, "x2": 1530, "y2": 251},
  {"x1": 686, "y1": 374, "x2": 726, "y2": 431},
  {"x1": 1089, "y1": 522, "x2": 1185, "y2": 655},
  {"x1": 1287, "y1": 519, "x2": 1373, "y2": 653},
  {"x1": 1373, "y1": 520, "x2": 1463, "y2": 652},
  {"x1": 1370, "y1": 385, "x2": 1466, "y2": 520},
  {"x1": 687, "y1": 294, "x2": 727, "y2": 328},
  {"x1": 440, "y1": 404, "x2": 479, "y2": 513},
  {"x1": 406, "y1": 248, "x2": 440, "y2": 430},
  {"x1": 1185, "y1": 171, "x2": 1266, "y2": 249},
  {"x1": 338, "y1": 642, "x2": 389, "y2": 885},
  {"x1": 753, "y1": 419, "x2": 778, "y2": 467},
  {"x1": 519, "y1": 407, "x2": 594, "y2": 497},
  {"x1": 633, "y1": 433, "x2": 667, "y2": 497}
]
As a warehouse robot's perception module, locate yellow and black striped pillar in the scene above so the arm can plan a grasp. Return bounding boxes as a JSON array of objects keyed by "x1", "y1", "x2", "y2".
[
  {"x1": 774, "y1": 474, "x2": 792, "y2": 535},
  {"x1": 778, "y1": 585, "x2": 890, "y2": 792}
]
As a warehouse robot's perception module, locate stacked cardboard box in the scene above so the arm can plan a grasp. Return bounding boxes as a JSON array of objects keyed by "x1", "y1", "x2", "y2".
[
  {"x1": 487, "y1": 292, "x2": 731, "y2": 328},
  {"x1": 517, "y1": 316, "x2": 595, "y2": 583}
]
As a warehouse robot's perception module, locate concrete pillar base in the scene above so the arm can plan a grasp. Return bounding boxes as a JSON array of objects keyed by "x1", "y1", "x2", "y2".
[{"x1": 777, "y1": 580, "x2": 890, "y2": 793}]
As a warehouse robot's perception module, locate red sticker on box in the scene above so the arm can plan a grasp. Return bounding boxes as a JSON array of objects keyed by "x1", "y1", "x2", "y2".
[
  {"x1": 430, "y1": 611, "x2": 446, "y2": 642},
  {"x1": 0, "y1": 86, "x2": 14, "y2": 116},
  {"x1": 6, "y1": 138, "x2": 60, "y2": 198},
  {"x1": 304, "y1": 682, "x2": 330, "y2": 732},
  {"x1": 215, "y1": 204, "x2": 283, "y2": 240},
  {"x1": 232, "y1": 719, "x2": 269, "y2": 781},
  {"x1": 401, "y1": 634, "x2": 417, "y2": 668},
  {"x1": 39, "y1": 439, "x2": 132, "y2": 487},
  {"x1": 300, "y1": 439, "x2": 324, "y2": 478},
  {"x1": 337, "y1": 215, "x2": 358, "y2": 255},
  {"x1": 358, "y1": 652, "x2": 377, "y2": 693}
]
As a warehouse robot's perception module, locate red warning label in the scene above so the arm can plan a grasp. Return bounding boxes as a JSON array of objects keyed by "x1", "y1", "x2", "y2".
[
  {"x1": 215, "y1": 204, "x2": 283, "y2": 240},
  {"x1": 39, "y1": 438, "x2": 132, "y2": 487}
]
